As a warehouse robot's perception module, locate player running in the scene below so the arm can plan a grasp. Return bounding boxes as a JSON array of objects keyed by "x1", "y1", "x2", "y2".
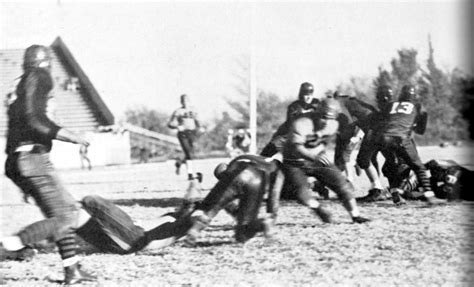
[
  {"x1": 281, "y1": 98, "x2": 371, "y2": 224},
  {"x1": 168, "y1": 94, "x2": 204, "y2": 202},
  {"x1": 1, "y1": 44, "x2": 96, "y2": 284},
  {"x1": 261, "y1": 82, "x2": 320, "y2": 157}
]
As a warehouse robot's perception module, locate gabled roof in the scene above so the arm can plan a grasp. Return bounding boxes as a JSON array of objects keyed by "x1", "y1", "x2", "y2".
[{"x1": 51, "y1": 37, "x2": 114, "y2": 125}]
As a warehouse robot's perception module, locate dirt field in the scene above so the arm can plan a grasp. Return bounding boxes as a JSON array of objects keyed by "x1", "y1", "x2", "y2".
[{"x1": 1, "y1": 144, "x2": 473, "y2": 286}]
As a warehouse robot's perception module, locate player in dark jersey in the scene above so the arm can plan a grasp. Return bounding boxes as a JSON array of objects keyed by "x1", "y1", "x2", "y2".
[
  {"x1": 360, "y1": 85, "x2": 443, "y2": 205},
  {"x1": 184, "y1": 154, "x2": 284, "y2": 244},
  {"x1": 260, "y1": 82, "x2": 320, "y2": 157},
  {"x1": 2, "y1": 195, "x2": 193, "y2": 260},
  {"x1": 168, "y1": 94, "x2": 204, "y2": 202},
  {"x1": 1, "y1": 45, "x2": 96, "y2": 284},
  {"x1": 385, "y1": 159, "x2": 474, "y2": 203},
  {"x1": 356, "y1": 85, "x2": 395, "y2": 202},
  {"x1": 281, "y1": 98, "x2": 370, "y2": 224},
  {"x1": 332, "y1": 92, "x2": 379, "y2": 185}
]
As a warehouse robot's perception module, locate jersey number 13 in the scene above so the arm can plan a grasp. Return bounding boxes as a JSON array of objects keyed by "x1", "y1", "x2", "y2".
[{"x1": 389, "y1": 102, "x2": 414, "y2": 115}]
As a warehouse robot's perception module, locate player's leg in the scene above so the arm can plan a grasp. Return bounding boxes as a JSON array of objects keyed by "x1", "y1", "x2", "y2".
[
  {"x1": 356, "y1": 136, "x2": 385, "y2": 201},
  {"x1": 184, "y1": 169, "x2": 242, "y2": 244},
  {"x1": 3, "y1": 151, "x2": 96, "y2": 283},
  {"x1": 234, "y1": 172, "x2": 266, "y2": 242},
  {"x1": 282, "y1": 163, "x2": 332, "y2": 223},
  {"x1": 78, "y1": 195, "x2": 146, "y2": 254},
  {"x1": 308, "y1": 156, "x2": 370, "y2": 223},
  {"x1": 144, "y1": 212, "x2": 193, "y2": 249},
  {"x1": 396, "y1": 137, "x2": 443, "y2": 205},
  {"x1": 179, "y1": 131, "x2": 203, "y2": 202}
]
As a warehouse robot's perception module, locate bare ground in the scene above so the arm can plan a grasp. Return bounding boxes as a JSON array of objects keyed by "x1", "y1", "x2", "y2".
[{"x1": 1, "y1": 145, "x2": 473, "y2": 286}]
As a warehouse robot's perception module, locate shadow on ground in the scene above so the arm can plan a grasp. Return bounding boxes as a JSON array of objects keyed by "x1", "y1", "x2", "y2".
[{"x1": 112, "y1": 197, "x2": 185, "y2": 208}]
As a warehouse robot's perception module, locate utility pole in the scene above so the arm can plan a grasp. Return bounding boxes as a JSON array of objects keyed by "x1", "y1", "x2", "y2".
[{"x1": 249, "y1": 2, "x2": 257, "y2": 154}]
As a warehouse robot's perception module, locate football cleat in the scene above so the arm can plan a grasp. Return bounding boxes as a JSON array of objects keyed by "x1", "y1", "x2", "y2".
[
  {"x1": 424, "y1": 195, "x2": 447, "y2": 206},
  {"x1": 352, "y1": 216, "x2": 371, "y2": 224},
  {"x1": 357, "y1": 188, "x2": 386, "y2": 203},
  {"x1": 390, "y1": 188, "x2": 406, "y2": 206},
  {"x1": 64, "y1": 263, "x2": 97, "y2": 285},
  {"x1": 312, "y1": 206, "x2": 333, "y2": 223},
  {"x1": 0, "y1": 244, "x2": 37, "y2": 262}
]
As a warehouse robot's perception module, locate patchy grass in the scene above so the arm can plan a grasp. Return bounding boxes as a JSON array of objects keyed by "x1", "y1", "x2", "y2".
[{"x1": 1, "y1": 145, "x2": 473, "y2": 286}]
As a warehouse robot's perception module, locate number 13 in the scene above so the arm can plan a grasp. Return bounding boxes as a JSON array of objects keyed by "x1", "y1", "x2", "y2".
[{"x1": 390, "y1": 102, "x2": 414, "y2": 114}]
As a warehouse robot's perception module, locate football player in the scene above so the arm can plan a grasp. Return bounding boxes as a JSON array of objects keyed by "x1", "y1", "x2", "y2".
[
  {"x1": 358, "y1": 85, "x2": 443, "y2": 205},
  {"x1": 1, "y1": 45, "x2": 95, "y2": 284},
  {"x1": 355, "y1": 85, "x2": 395, "y2": 202},
  {"x1": 1, "y1": 195, "x2": 193, "y2": 258},
  {"x1": 184, "y1": 154, "x2": 284, "y2": 244},
  {"x1": 332, "y1": 92, "x2": 379, "y2": 185},
  {"x1": 168, "y1": 94, "x2": 204, "y2": 202},
  {"x1": 261, "y1": 82, "x2": 320, "y2": 157},
  {"x1": 281, "y1": 98, "x2": 370, "y2": 223},
  {"x1": 384, "y1": 159, "x2": 474, "y2": 203}
]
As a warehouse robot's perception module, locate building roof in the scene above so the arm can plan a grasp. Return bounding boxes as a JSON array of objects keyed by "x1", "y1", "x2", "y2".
[{"x1": 0, "y1": 36, "x2": 114, "y2": 136}]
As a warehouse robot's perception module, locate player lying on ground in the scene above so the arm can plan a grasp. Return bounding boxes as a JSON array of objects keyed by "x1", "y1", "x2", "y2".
[
  {"x1": 382, "y1": 159, "x2": 474, "y2": 203},
  {"x1": 1, "y1": 195, "x2": 193, "y2": 260},
  {"x1": 184, "y1": 154, "x2": 284, "y2": 244},
  {"x1": 281, "y1": 98, "x2": 370, "y2": 224}
]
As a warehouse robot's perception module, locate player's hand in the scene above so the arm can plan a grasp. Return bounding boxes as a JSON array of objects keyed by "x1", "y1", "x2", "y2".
[
  {"x1": 78, "y1": 138, "x2": 90, "y2": 147},
  {"x1": 56, "y1": 128, "x2": 89, "y2": 146}
]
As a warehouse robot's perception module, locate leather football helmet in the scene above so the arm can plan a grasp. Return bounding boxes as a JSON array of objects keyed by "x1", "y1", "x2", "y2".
[{"x1": 22, "y1": 45, "x2": 52, "y2": 70}]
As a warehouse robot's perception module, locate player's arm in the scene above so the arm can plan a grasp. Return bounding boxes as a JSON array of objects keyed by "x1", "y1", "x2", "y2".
[
  {"x1": 413, "y1": 104, "x2": 428, "y2": 135},
  {"x1": 167, "y1": 110, "x2": 179, "y2": 129},
  {"x1": 286, "y1": 103, "x2": 299, "y2": 121},
  {"x1": 24, "y1": 72, "x2": 61, "y2": 139},
  {"x1": 290, "y1": 117, "x2": 327, "y2": 162},
  {"x1": 25, "y1": 72, "x2": 88, "y2": 145},
  {"x1": 266, "y1": 168, "x2": 284, "y2": 222}
]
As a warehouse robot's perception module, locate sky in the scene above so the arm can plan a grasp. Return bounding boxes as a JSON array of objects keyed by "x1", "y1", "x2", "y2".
[{"x1": 0, "y1": 0, "x2": 470, "y2": 124}]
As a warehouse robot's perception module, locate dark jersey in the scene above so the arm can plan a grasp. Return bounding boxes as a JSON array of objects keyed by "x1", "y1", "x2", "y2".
[
  {"x1": 227, "y1": 154, "x2": 283, "y2": 215},
  {"x1": 336, "y1": 97, "x2": 377, "y2": 135},
  {"x1": 381, "y1": 101, "x2": 421, "y2": 137},
  {"x1": 425, "y1": 159, "x2": 474, "y2": 200},
  {"x1": 286, "y1": 98, "x2": 320, "y2": 121},
  {"x1": 6, "y1": 68, "x2": 61, "y2": 154}
]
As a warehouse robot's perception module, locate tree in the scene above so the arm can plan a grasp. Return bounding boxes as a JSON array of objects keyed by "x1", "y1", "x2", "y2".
[
  {"x1": 123, "y1": 106, "x2": 173, "y2": 136},
  {"x1": 390, "y1": 48, "x2": 420, "y2": 93},
  {"x1": 225, "y1": 56, "x2": 291, "y2": 151},
  {"x1": 256, "y1": 91, "x2": 292, "y2": 150},
  {"x1": 335, "y1": 76, "x2": 374, "y2": 106}
]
